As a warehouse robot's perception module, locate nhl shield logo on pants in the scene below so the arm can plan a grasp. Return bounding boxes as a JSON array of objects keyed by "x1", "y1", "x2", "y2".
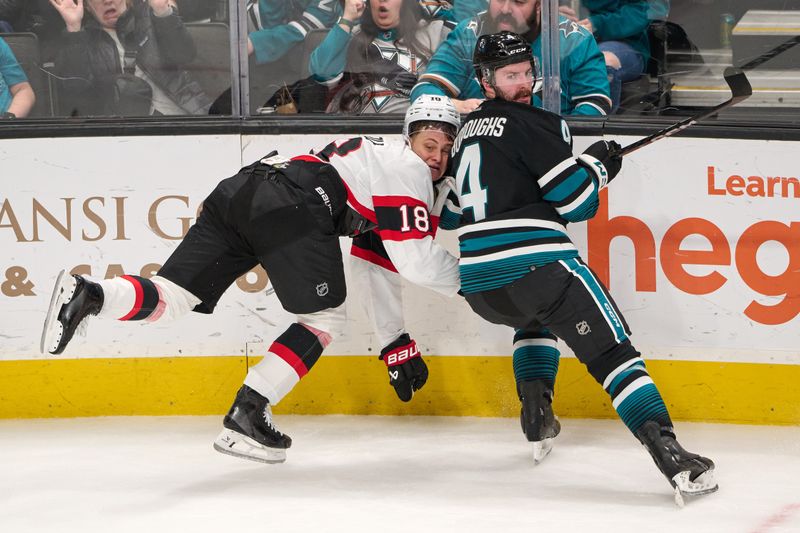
[{"x1": 316, "y1": 283, "x2": 329, "y2": 297}]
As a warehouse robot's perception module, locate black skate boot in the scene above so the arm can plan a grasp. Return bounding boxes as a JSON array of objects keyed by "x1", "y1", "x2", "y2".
[
  {"x1": 213, "y1": 385, "x2": 292, "y2": 464},
  {"x1": 518, "y1": 379, "x2": 561, "y2": 464},
  {"x1": 636, "y1": 420, "x2": 718, "y2": 506},
  {"x1": 40, "y1": 270, "x2": 104, "y2": 355}
]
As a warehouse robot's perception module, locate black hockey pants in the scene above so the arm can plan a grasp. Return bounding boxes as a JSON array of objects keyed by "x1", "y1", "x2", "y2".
[
  {"x1": 158, "y1": 157, "x2": 349, "y2": 315},
  {"x1": 464, "y1": 256, "x2": 640, "y2": 378}
]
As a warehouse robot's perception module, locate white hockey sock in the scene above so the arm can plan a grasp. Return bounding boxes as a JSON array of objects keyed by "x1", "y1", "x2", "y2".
[
  {"x1": 148, "y1": 276, "x2": 202, "y2": 322},
  {"x1": 244, "y1": 306, "x2": 346, "y2": 405},
  {"x1": 95, "y1": 277, "x2": 138, "y2": 319},
  {"x1": 244, "y1": 355, "x2": 299, "y2": 405},
  {"x1": 95, "y1": 275, "x2": 201, "y2": 322}
]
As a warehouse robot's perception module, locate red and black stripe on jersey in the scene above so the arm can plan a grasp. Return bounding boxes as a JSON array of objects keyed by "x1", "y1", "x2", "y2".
[
  {"x1": 316, "y1": 137, "x2": 363, "y2": 161},
  {"x1": 351, "y1": 232, "x2": 397, "y2": 272},
  {"x1": 373, "y1": 195, "x2": 435, "y2": 242}
]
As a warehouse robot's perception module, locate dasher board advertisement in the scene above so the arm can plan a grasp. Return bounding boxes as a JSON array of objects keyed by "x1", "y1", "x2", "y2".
[{"x1": 1, "y1": 134, "x2": 798, "y2": 365}]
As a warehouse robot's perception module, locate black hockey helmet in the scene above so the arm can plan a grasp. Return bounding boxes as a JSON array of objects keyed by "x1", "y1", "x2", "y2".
[{"x1": 473, "y1": 31, "x2": 536, "y2": 91}]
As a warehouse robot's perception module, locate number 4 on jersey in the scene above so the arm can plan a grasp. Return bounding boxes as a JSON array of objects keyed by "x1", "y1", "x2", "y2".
[{"x1": 455, "y1": 143, "x2": 488, "y2": 222}]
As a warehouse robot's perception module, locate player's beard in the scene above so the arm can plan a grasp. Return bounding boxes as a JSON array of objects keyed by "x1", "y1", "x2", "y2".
[
  {"x1": 497, "y1": 84, "x2": 533, "y2": 104},
  {"x1": 491, "y1": 13, "x2": 528, "y2": 33},
  {"x1": 487, "y1": 5, "x2": 540, "y2": 37}
]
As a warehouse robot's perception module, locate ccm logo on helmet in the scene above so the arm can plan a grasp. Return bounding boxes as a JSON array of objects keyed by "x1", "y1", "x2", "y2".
[{"x1": 386, "y1": 344, "x2": 420, "y2": 365}]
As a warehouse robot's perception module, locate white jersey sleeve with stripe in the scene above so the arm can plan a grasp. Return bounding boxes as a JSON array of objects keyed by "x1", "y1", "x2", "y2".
[{"x1": 315, "y1": 136, "x2": 460, "y2": 297}]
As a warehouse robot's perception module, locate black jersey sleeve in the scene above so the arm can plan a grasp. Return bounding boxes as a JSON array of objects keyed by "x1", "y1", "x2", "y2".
[{"x1": 518, "y1": 110, "x2": 601, "y2": 223}]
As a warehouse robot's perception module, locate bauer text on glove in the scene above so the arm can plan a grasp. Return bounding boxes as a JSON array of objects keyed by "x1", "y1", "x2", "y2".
[{"x1": 380, "y1": 333, "x2": 428, "y2": 402}]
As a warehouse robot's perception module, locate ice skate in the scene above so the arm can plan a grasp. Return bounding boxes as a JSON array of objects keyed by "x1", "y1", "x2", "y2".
[
  {"x1": 40, "y1": 270, "x2": 104, "y2": 355},
  {"x1": 213, "y1": 385, "x2": 292, "y2": 464},
  {"x1": 518, "y1": 380, "x2": 561, "y2": 465},
  {"x1": 636, "y1": 421, "x2": 718, "y2": 507}
]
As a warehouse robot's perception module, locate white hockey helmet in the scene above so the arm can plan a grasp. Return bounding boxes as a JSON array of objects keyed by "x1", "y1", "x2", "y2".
[{"x1": 403, "y1": 94, "x2": 461, "y2": 142}]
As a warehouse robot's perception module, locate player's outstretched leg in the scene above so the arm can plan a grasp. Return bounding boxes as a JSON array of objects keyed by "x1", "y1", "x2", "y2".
[
  {"x1": 41, "y1": 270, "x2": 104, "y2": 355},
  {"x1": 587, "y1": 347, "x2": 717, "y2": 505},
  {"x1": 214, "y1": 385, "x2": 292, "y2": 464},
  {"x1": 518, "y1": 379, "x2": 561, "y2": 464},
  {"x1": 636, "y1": 421, "x2": 718, "y2": 507}
]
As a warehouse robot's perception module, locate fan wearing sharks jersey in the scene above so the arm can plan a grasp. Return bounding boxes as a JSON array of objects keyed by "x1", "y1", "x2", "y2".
[
  {"x1": 309, "y1": 0, "x2": 454, "y2": 114},
  {"x1": 244, "y1": 0, "x2": 485, "y2": 66},
  {"x1": 410, "y1": 0, "x2": 611, "y2": 115},
  {"x1": 449, "y1": 31, "x2": 717, "y2": 504},
  {"x1": 246, "y1": 0, "x2": 342, "y2": 65}
]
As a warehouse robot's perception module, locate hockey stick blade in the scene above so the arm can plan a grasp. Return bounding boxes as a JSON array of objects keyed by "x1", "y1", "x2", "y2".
[
  {"x1": 723, "y1": 66, "x2": 753, "y2": 100},
  {"x1": 618, "y1": 67, "x2": 752, "y2": 157}
]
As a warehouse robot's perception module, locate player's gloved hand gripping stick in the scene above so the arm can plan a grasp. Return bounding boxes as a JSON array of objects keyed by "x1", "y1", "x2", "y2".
[{"x1": 612, "y1": 67, "x2": 752, "y2": 157}]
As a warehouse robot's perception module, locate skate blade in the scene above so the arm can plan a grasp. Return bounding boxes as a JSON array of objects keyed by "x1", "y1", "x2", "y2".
[
  {"x1": 39, "y1": 270, "x2": 76, "y2": 355},
  {"x1": 532, "y1": 437, "x2": 554, "y2": 465},
  {"x1": 672, "y1": 469, "x2": 719, "y2": 507},
  {"x1": 213, "y1": 428, "x2": 287, "y2": 464}
]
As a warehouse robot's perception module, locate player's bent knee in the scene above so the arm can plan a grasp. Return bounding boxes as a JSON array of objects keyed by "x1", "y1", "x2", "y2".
[
  {"x1": 585, "y1": 340, "x2": 642, "y2": 385},
  {"x1": 296, "y1": 303, "x2": 347, "y2": 343}
]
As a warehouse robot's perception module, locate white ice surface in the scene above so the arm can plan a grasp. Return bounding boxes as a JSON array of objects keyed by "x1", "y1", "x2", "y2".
[{"x1": 1, "y1": 416, "x2": 799, "y2": 533}]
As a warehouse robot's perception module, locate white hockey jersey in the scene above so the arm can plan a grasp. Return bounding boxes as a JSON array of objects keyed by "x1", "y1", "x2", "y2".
[
  {"x1": 347, "y1": 169, "x2": 459, "y2": 348},
  {"x1": 311, "y1": 136, "x2": 460, "y2": 304}
]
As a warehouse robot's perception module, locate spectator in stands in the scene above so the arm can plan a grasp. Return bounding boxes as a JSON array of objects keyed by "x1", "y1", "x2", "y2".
[
  {"x1": 309, "y1": 0, "x2": 453, "y2": 114},
  {"x1": 0, "y1": 1, "x2": 66, "y2": 61},
  {"x1": 560, "y1": 0, "x2": 668, "y2": 112},
  {"x1": 244, "y1": 0, "x2": 485, "y2": 67},
  {"x1": 49, "y1": 0, "x2": 211, "y2": 116},
  {"x1": 246, "y1": 0, "x2": 342, "y2": 66},
  {"x1": 410, "y1": 0, "x2": 611, "y2": 116},
  {"x1": 0, "y1": 35, "x2": 35, "y2": 118}
]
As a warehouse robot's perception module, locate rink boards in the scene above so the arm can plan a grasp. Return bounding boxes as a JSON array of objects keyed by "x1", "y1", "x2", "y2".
[{"x1": 1, "y1": 133, "x2": 798, "y2": 423}]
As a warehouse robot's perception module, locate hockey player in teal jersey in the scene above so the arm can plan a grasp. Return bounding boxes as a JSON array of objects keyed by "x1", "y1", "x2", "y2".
[
  {"x1": 410, "y1": 0, "x2": 611, "y2": 115},
  {"x1": 447, "y1": 31, "x2": 716, "y2": 505}
]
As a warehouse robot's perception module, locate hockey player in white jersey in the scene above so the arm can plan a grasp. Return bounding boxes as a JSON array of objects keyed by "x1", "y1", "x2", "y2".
[
  {"x1": 40, "y1": 95, "x2": 461, "y2": 464},
  {"x1": 347, "y1": 99, "x2": 464, "y2": 403}
]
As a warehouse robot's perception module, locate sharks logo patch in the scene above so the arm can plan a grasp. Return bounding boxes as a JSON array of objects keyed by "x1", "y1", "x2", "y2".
[{"x1": 559, "y1": 20, "x2": 584, "y2": 39}]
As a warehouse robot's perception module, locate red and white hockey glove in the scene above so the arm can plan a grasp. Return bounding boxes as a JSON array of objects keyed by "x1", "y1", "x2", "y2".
[{"x1": 380, "y1": 333, "x2": 428, "y2": 402}]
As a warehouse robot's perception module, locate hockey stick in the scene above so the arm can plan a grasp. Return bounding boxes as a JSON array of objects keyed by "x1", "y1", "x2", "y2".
[
  {"x1": 616, "y1": 67, "x2": 752, "y2": 157},
  {"x1": 739, "y1": 35, "x2": 800, "y2": 71}
]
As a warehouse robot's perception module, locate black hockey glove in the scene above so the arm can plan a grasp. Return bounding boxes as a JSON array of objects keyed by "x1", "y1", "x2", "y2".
[
  {"x1": 578, "y1": 140, "x2": 623, "y2": 188},
  {"x1": 370, "y1": 57, "x2": 418, "y2": 97},
  {"x1": 380, "y1": 333, "x2": 428, "y2": 402},
  {"x1": 378, "y1": 71, "x2": 418, "y2": 97}
]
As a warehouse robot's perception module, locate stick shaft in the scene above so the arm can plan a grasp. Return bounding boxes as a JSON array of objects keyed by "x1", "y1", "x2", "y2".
[
  {"x1": 739, "y1": 35, "x2": 800, "y2": 71},
  {"x1": 619, "y1": 99, "x2": 734, "y2": 156},
  {"x1": 614, "y1": 68, "x2": 750, "y2": 157}
]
